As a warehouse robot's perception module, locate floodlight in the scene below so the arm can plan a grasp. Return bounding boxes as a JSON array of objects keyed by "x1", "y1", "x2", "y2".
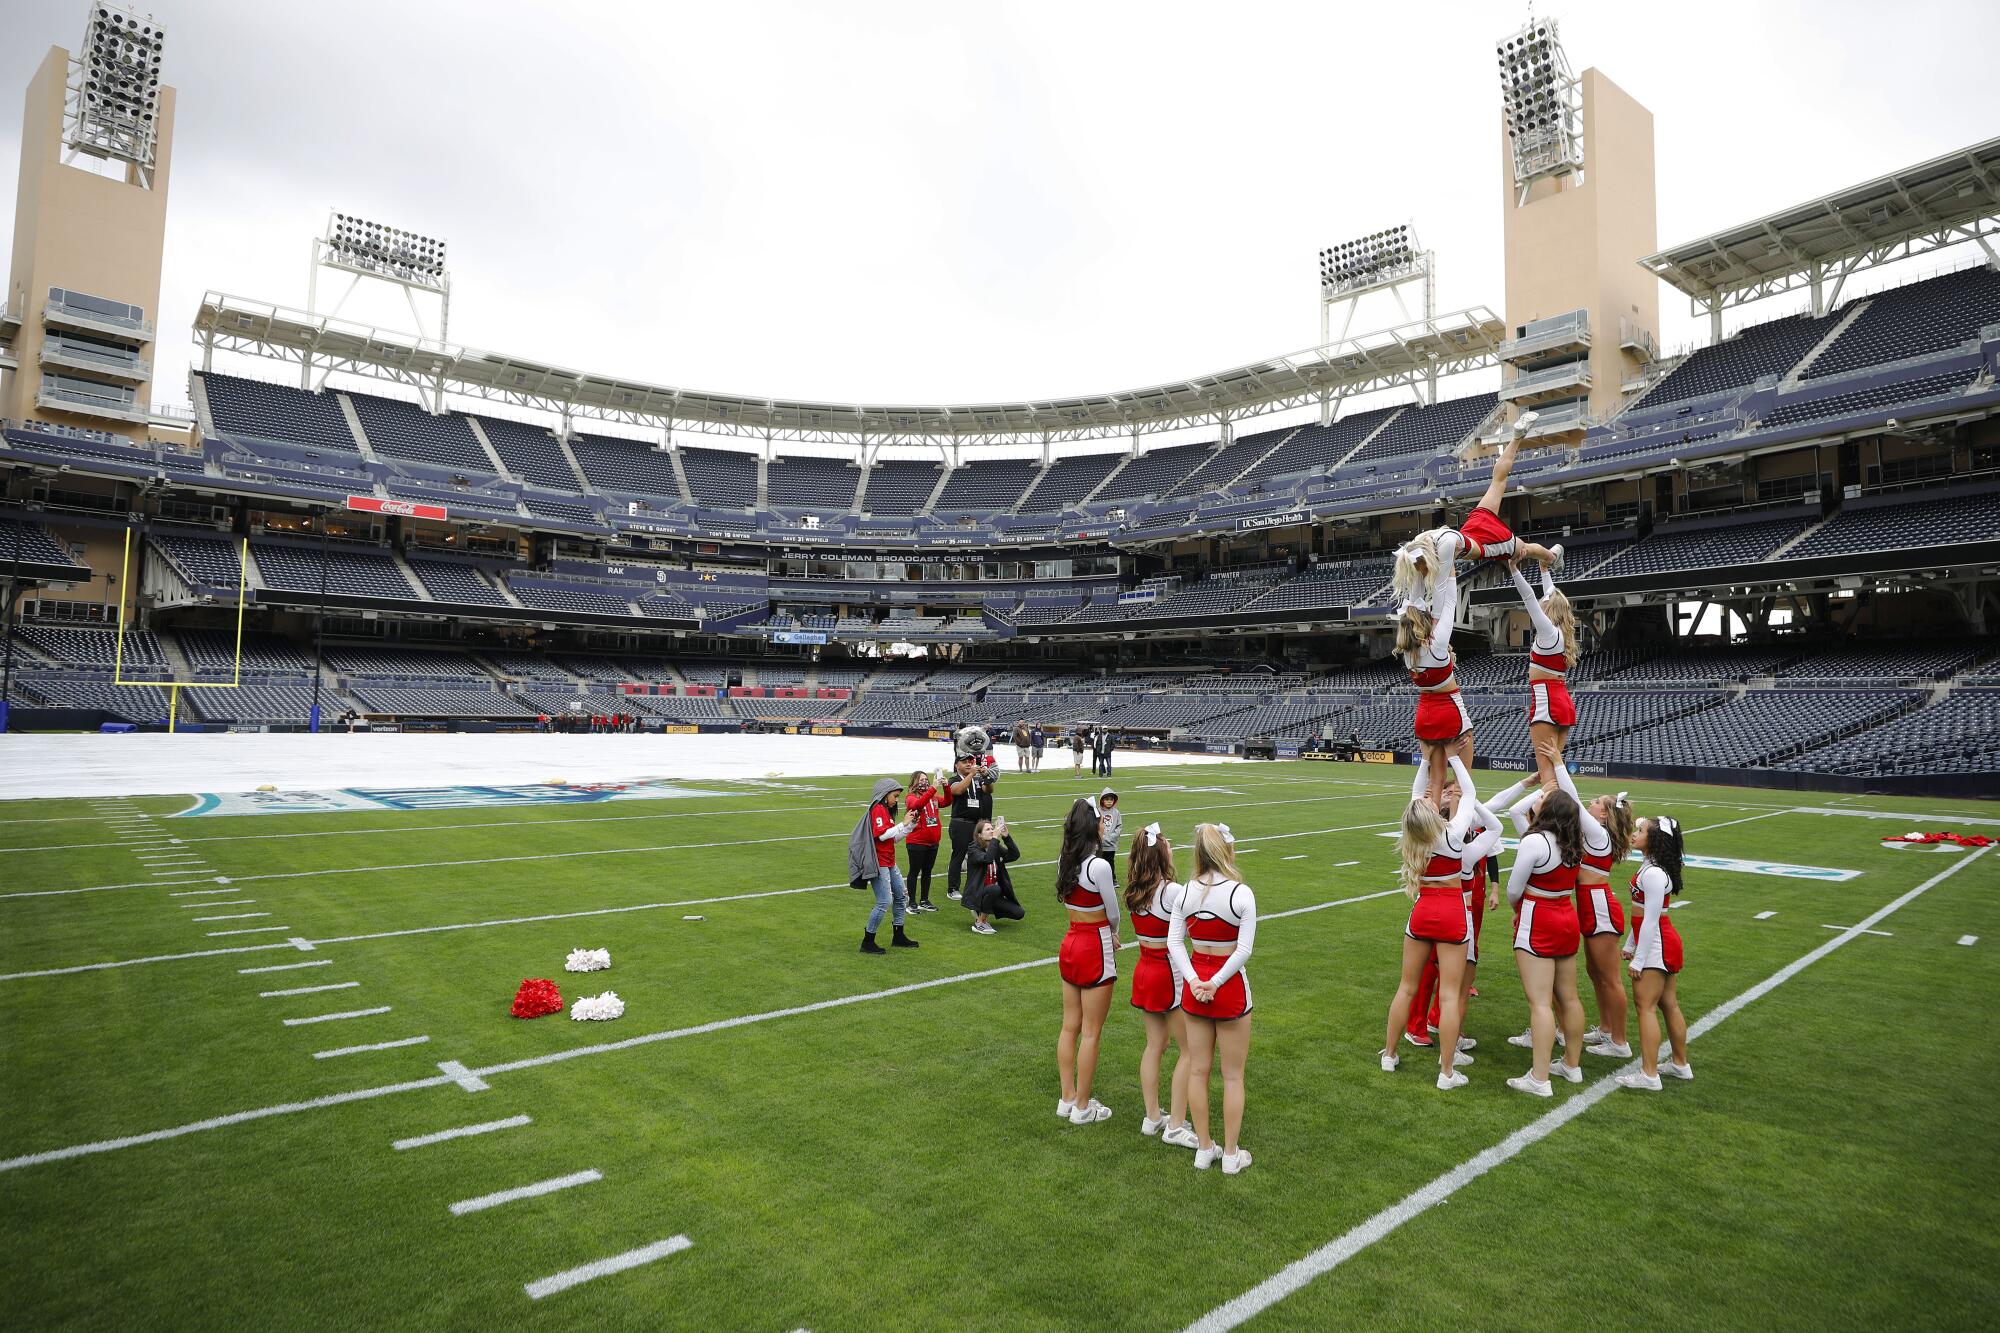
[
  {"x1": 324, "y1": 212, "x2": 450, "y2": 288},
  {"x1": 67, "y1": 3, "x2": 166, "y2": 174}
]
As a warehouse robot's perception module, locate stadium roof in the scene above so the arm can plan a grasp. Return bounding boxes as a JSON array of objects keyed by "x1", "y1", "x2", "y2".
[
  {"x1": 193, "y1": 292, "x2": 1505, "y2": 449},
  {"x1": 1641, "y1": 136, "x2": 2000, "y2": 314}
]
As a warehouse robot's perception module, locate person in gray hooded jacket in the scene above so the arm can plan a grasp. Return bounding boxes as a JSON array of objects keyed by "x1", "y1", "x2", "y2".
[
  {"x1": 1093, "y1": 786, "x2": 1123, "y2": 873},
  {"x1": 848, "y1": 777, "x2": 920, "y2": 954}
]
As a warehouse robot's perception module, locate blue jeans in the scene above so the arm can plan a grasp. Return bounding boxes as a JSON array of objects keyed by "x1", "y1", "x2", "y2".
[{"x1": 869, "y1": 865, "x2": 907, "y2": 933}]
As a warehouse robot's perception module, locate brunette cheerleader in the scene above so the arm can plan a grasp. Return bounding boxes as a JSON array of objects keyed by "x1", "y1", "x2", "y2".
[
  {"x1": 1501, "y1": 788, "x2": 1589, "y2": 1097},
  {"x1": 1382, "y1": 756, "x2": 1503, "y2": 1089},
  {"x1": 1167, "y1": 824, "x2": 1256, "y2": 1174},
  {"x1": 1552, "y1": 767, "x2": 1634, "y2": 1059},
  {"x1": 1506, "y1": 557, "x2": 1580, "y2": 792},
  {"x1": 1619, "y1": 816, "x2": 1693, "y2": 1090},
  {"x1": 1397, "y1": 558, "x2": 1472, "y2": 810},
  {"x1": 1125, "y1": 822, "x2": 1195, "y2": 1148},
  {"x1": 1055, "y1": 798, "x2": 1120, "y2": 1125}
]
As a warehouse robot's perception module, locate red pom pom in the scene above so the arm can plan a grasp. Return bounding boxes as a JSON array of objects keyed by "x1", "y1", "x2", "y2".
[{"x1": 510, "y1": 977, "x2": 564, "y2": 1018}]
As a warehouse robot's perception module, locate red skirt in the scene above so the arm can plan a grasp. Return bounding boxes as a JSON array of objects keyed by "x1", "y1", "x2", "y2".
[
  {"x1": 1059, "y1": 921, "x2": 1116, "y2": 989},
  {"x1": 1529, "y1": 681, "x2": 1576, "y2": 728},
  {"x1": 1512, "y1": 896, "x2": 1580, "y2": 959},
  {"x1": 1458, "y1": 505, "x2": 1516, "y2": 560},
  {"x1": 1180, "y1": 950, "x2": 1251, "y2": 1020},
  {"x1": 1130, "y1": 945, "x2": 1178, "y2": 1013},
  {"x1": 1406, "y1": 890, "x2": 1472, "y2": 946},
  {"x1": 1413, "y1": 690, "x2": 1472, "y2": 743},
  {"x1": 1577, "y1": 882, "x2": 1625, "y2": 937}
]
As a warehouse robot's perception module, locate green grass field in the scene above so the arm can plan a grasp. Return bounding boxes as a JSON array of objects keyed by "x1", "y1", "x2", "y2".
[{"x1": 2, "y1": 761, "x2": 1997, "y2": 1330}]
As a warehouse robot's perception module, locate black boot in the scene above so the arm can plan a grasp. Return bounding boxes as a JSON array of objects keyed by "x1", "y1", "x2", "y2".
[
  {"x1": 892, "y1": 924, "x2": 920, "y2": 948},
  {"x1": 860, "y1": 931, "x2": 886, "y2": 955}
]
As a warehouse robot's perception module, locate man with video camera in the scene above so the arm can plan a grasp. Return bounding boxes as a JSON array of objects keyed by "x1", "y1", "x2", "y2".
[{"x1": 943, "y1": 727, "x2": 1000, "y2": 902}]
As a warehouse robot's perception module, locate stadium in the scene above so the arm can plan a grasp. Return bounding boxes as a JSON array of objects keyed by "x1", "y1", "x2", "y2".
[{"x1": 1, "y1": 2, "x2": 1996, "y2": 1328}]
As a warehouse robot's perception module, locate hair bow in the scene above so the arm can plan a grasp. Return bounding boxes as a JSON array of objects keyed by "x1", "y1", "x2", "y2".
[
  {"x1": 1615, "y1": 790, "x2": 1630, "y2": 808},
  {"x1": 1656, "y1": 815, "x2": 1679, "y2": 835},
  {"x1": 1399, "y1": 598, "x2": 1428, "y2": 617},
  {"x1": 1144, "y1": 822, "x2": 1161, "y2": 847},
  {"x1": 1217, "y1": 823, "x2": 1235, "y2": 846}
]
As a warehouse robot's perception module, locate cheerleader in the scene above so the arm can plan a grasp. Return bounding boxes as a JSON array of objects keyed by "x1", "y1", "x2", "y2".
[
  {"x1": 1618, "y1": 816, "x2": 1693, "y2": 1091},
  {"x1": 1125, "y1": 823, "x2": 1195, "y2": 1148},
  {"x1": 1055, "y1": 798, "x2": 1120, "y2": 1125},
  {"x1": 1404, "y1": 774, "x2": 1500, "y2": 1048},
  {"x1": 1167, "y1": 824, "x2": 1256, "y2": 1175},
  {"x1": 1381, "y1": 756, "x2": 1503, "y2": 1089},
  {"x1": 1501, "y1": 789, "x2": 1589, "y2": 1097},
  {"x1": 1506, "y1": 557, "x2": 1579, "y2": 792},
  {"x1": 1397, "y1": 558, "x2": 1472, "y2": 810},
  {"x1": 1391, "y1": 434, "x2": 1565, "y2": 610}
]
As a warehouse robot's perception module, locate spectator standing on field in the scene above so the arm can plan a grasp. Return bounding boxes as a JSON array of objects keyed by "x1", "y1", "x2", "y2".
[
  {"x1": 847, "y1": 778, "x2": 920, "y2": 954},
  {"x1": 1030, "y1": 724, "x2": 1046, "y2": 772},
  {"x1": 1093, "y1": 786, "x2": 1123, "y2": 873},
  {"x1": 1072, "y1": 725, "x2": 1089, "y2": 776},
  {"x1": 1096, "y1": 727, "x2": 1116, "y2": 777},
  {"x1": 1013, "y1": 721, "x2": 1032, "y2": 772},
  {"x1": 943, "y1": 754, "x2": 996, "y2": 902}
]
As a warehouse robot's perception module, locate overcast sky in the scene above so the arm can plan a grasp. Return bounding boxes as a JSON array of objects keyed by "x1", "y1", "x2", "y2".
[{"x1": 3, "y1": 0, "x2": 1996, "y2": 444}]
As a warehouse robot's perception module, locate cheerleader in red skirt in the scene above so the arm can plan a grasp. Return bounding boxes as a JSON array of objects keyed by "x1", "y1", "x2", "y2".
[
  {"x1": 1619, "y1": 816, "x2": 1693, "y2": 1091},
  {"x1": 1382, "y1": 756, "x2": 1503, "y2": 1090},
  {"x1": 1390, "y1": 434, "x2": 1565, "y2": 611},
  {"x1": 1055, "y1": 799, "x2": 1120, "y2": 1126},
  {"x1": 1125, "y1": 822, "x2": 1195, "y2": 1148},
  {"x1": 1501, "y1": 790, "x2": 1589, "y2": 1097},
  {"x1": 1553, "y1": 766, "x2": 1635, "y2": 1059},
  {"x1": 1506, "y1": 557, "x2": 1579, "y2": 792},
  {"x1": 1167, "y1": 824, "x2": 1257, "y2": 1175},
  {"x1": 1397, "y1": 554, "x2": 1472, "y2": 810}
]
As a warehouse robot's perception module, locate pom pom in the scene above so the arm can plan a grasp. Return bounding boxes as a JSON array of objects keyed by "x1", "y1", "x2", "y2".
[
  {"x1": 564, "y1": 947, "x2": 611, "y2": 973},
  {"x1": 510, "y1": 977, "x2": 564, "y2": 1018},
  {"x1": 570, "y1": 990, "x2": 624, "y2": 1021}
]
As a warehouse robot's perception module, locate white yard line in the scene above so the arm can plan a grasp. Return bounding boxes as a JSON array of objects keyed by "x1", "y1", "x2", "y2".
[
  {"x1": 1688, "y1": 810, "x2": 1787, "y2": 833},
  {"x1": 191, "y1": 913, "x2": 270, "y2": 922},
  {"x1": 1181, "y1": 845, "x2": 1993, "y2": 1333},
  {"x1": 179, "y1": 899, "x2": 254, "y2": 908},
  {"x1": 392, "y1": 1115, "x2": 532, "y2": 1152},
  {"x1": 1820, "y1": 923, "x2": 1893, "y2": 937},
  {"x1": 449, "y1": 1169, "x2": 602, "y2": 1217},
  {"x1": 282, "y1": 1006, "x2": 391, "y2": 1026},
  {"x1": 313, "y1": 1036, "x2": 431, "y2": 1060},
  {"x1": 206, "y1": 926, "x2": 292, "y2": 937},
  {"x1": 238, "y1": 959, "x2": 332, "y2": 974},
  {"x1": 524, "y1": 1235, "x2": 693, "y2": 1300},
  {"x1": 1960, "y1": 935, "x2": 1980, "y2": 946},
  {"x1": 260, "y1": 981, "x2": 359, "y2": 998},
  {"x1": 167, "y1": 888, "x2": 240, "y2": 897}
]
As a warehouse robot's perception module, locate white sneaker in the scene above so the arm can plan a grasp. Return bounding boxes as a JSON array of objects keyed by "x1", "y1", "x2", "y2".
[
  {"x1": 1141, "y1": 1116, "x2": 1164, "y2": 1137},
  {"x1": 1551, "y1": 1060, "x2": 1582, "y2": 1084},
  {"x1": 1401, "y1": 1031, "x2": 1436, "y2": 1050},
  {"x1": 1056, "y1": 1098, "x2": 1075, "y2": 1119},
  {"x1": 1069, "y1": 1099, "x2": 1112, "y2": 1125},
  {"x1": 1548, "y1": 543, "x2": 1566, "y2": 571},
  {"x1": 1162, "y1": 1123, "x2": 1199, "y2": 1150},
  {"x1": 970, "y1": 921, "x2": 996, "y2": 936},
  {"x1": 1194, "y1": 1145, "x2": 1219, "y2": 1170},
  {"x1": 1582, "y1": 1026, "x2": 1610, "y2": 1046},
  {"x1": 1618, "y1": 1071, "x2": 1663, "y2": 1092},
  {"x1": 1379, "y1": 1051, "x2": 1400, "y2": 1072},
  {"x1": 1456, "y1": 1035, "x2": 1478, "y2": 1052},
  {"x1": 1222, "y1": 1149, "x2": 1253, "y2": 1176},
  {"x1": 1586, "y1": 1040, "x2": 1633, "y2": 1058},
  {"x1": 1506, "y1": 1074, "x2": 1554, "y2": 1098},
  {"x1": 1664, "y1": 1060, "x2": 1694, "y2": 1081},
  {"x1": 1450, "y1": 1050, "x2": 1474, "y2": 1066},
  {"x1": 1507, "y1": 1028, "x2": 1534, "y2": 1049},
  {"x1": 1437, "y1": 1070, "x2": 1469, "y2": 1091}
]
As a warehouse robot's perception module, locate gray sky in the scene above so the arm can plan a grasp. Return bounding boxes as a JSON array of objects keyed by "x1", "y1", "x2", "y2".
[{"x1": 4, "y1": 0, "x2": 1997, "y2": 440}]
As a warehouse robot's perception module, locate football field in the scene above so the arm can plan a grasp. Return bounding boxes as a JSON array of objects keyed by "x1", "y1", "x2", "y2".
[{"x1": 2, "y1": 761, "x2": 1996, "y2": 1330}]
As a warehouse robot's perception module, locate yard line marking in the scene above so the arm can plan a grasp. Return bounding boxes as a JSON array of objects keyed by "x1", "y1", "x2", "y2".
[
  {"x1": 152, "y1": 871, "x2": 207, "y2": 878},
  {"x1": 192, "y1": 913, "x2": 270, "y2": 922},
  {"x1": 1960, "y1": 935, "x2": 1979, "y2": 946},
  {"x1": 1820, "y1": 923, "x2": 1893, "y2": 937},
  {"x1": 1182, "y1": 845, "x2": 1993, "y2": 1333},
  {"x1": 179, "y1": 899, "x2": 254, "y2": 908},
  {"x1": 523, "y1": 1235, "x2": 692, "y2": 1301},
  {"x1": 1334, "y1": 860, "x2": 1360, "y2": 867},
  {"x1": 206, "y1": 927, "x2": 292, "y2": 937},
  {"x1": 1283, "y1": 855, "x2": 1307, "y2": 860},
  {"x1": 392, "y1": 1115, "x2": 531, "y2": 1151},
  {"x1": 168, "y1": 888, "x2": 241, "y2": 897},
  {"x1": 260, "y1": 981, "x2": 359, "y2": 998},
  {"x1": 449, "y1": 1169, "x2": 602, "y2": 1217},
  {"x1": 1755, "y1": 911, "x2": 1777, "y2": 920},
  {"x1": 313, "y1": 1036, "x2": 430, "y2": 1060},
  {"x1": 437, "y1": 1060, "x2": 490, "y2": 1092},
  {"x1": 1688, "y1": 810, "x2": 1787, "y2": 833},
  {"x1": 283, "y1": 1006, "x2": 391, "y2": 1026},
  {"x1": 0, "y1": 885, "x2": 1395, "y2": 1172},
  {"x1": 238, "y1": 959, "x2": 332, "y2": 974}
]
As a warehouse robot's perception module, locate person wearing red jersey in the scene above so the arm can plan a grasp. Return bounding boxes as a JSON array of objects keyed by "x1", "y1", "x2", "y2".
[
  {"x1": 1620, "y1": 816, "x2": 1693, "y2": 1091},
  {"x1": 1125, "y1": 823, "x2": 1196, "y2": 1148},
  {"x1": 852, "y1": 778, "x2": 920, "y2": 955},
  {"x1": 902, "y1": 770, "x2": 945, "y2": 913},
  {"x1": 1382, "y1": 757, "x2": 1502, "y2": 1090},
  {"x1": 1167, "y1": 824, "x2": 1257, "y2": 1174},
  {"x1": 1506, "y1": 557, "x2": 1580, "y2": 792},
  {"x1": 1501, "y1": 789, "x2": 1587, "y2": 1097},
  {"x1": 1396, "y1": 556, "x2": 1472, "y2": 810},
  {"x1": 1055, "y1": 799, "x2": 1120, "y2": 1126}
]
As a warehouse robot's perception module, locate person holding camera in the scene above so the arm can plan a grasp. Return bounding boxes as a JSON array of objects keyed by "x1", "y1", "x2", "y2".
[
  {"x1": 964, "y1": 815, "x2": 1023, "y2": 935},
  {"x1": 846, "y1": 777, "x2": 920, "y2": 955},
  {"x1": 943, "y1": 753, "x2": 996, "y2": 902},
  {"x1": 903, "y1": 769, "x2": 945, "y2": 912}
]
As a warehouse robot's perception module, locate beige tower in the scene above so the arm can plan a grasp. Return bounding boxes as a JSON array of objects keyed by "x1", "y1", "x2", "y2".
[
  {"x1": 1494, "y1": 22, "x2": 1658, "y2": 444},
  {"x1": 1, "y1": 14, "x2": 175, "y2": 438}
]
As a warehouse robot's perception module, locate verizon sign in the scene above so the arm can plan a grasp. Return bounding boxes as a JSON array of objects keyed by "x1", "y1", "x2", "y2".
[{"x1": 347, "y1": 495, "x2": 448, "y2": 521}]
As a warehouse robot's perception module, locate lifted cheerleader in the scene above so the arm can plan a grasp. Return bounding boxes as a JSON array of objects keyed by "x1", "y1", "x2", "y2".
[
  {"x1": 1125, "y1": 823, "x2": 1195, "y2": 1148},
  {"x1": 1619, "y1": 816, "x2": 1693, "y2": 1091},
  {"x1": 1391, "y1": 431, "x2": 1565, "y2": 610},
  {"x1": 1167, "y1": 825, "x2": 1257, "y2": 1175},
  {"x1": 1382, "y1": 756, "x2": 1503, "y2": 1090},
  {"x1": 1055, "y1": 799, "x2": 1120, "y2": 1126},
  {"x1": 1506, "y1": 556, "x2": 1580, "y2": 792}
]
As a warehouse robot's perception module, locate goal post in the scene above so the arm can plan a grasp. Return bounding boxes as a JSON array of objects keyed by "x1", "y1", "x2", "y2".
[{"x1": 113, "y1": 526, "x2": 250, "y2": 734}]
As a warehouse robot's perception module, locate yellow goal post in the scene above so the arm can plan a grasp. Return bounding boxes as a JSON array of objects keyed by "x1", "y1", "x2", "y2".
[{"x1": 112, "y1": 526, "x2": 250, "y2": 733}]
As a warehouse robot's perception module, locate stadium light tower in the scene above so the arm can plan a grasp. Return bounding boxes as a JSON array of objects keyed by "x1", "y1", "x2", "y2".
[
  {"x1": 1317, "y1": 224, "x2": 1439, "y2": 402},
  {"x1": 1497, "y1": 15, "x2": 1583, "y2": 205},
  {"x1": 62, "y1": 4, "x2": 167, "y2": 187},
  {"x1": 304, "y1": 209, "x2": 452, "y2": 394}
]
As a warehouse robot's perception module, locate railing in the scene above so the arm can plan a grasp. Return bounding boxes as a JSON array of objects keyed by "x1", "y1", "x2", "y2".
[
  {"x1": 44, "y1": 292, "x2": 153, "y2": 339},
  {"x1": 34, "y1": 380, "x2": 147, "y2": 422},
  {"x1": 1499, "y1": 310, "x2": 1589, "y2": 362},
  {"x1": 40, "y1": 336, "x2": 150, "y2": 378},
  {"x1": 1501, "y1": 361, "x2": 1593, "y2": 399}
]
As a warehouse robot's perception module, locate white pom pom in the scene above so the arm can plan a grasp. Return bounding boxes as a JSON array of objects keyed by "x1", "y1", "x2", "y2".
[
  {"x1": 570, "y1": 990, "x2": 624, "y2": 1021},
  {"x1": 564, "y1": 947, "x2": 611, "y2": 973}
]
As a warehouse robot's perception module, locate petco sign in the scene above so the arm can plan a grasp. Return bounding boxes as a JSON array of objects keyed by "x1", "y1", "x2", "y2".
[{"x1": 348, "y1": 495, "x2": 448, "y2": 521}]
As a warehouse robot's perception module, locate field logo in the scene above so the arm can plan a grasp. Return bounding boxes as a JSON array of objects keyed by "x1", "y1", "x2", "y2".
[{"x1": 178, "y1": 777, "x2": 739, "y2": 817}]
